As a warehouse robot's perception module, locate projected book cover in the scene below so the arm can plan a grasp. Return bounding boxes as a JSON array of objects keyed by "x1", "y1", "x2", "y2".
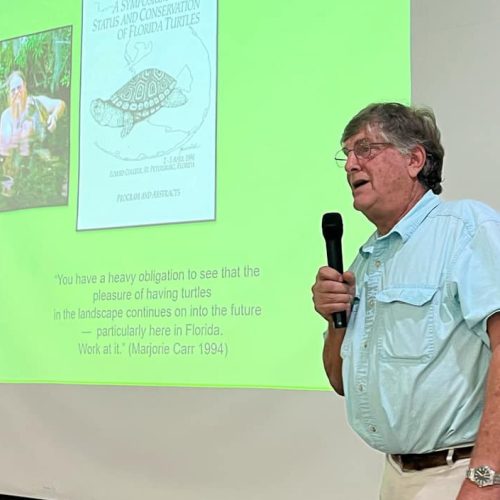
[
  {"x1": 0, "y1": 26, "x2": 71, "y2": 212},
  {"x1": 77, "y1": 0, "x2": 217, "y2": 230}
]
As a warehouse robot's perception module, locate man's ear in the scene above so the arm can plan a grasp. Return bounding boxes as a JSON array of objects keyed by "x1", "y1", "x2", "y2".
[{"x1": 407, "y1": 144, "x2": 427, "y2": 179}]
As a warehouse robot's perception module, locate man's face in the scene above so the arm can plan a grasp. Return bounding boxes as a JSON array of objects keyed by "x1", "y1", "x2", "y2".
[
  {"x1": 343, "y1": 126, "x2": 417, "y2": 225},
  {"x1": 9, "y1": 74, "x2": 27, "y2": 107}
]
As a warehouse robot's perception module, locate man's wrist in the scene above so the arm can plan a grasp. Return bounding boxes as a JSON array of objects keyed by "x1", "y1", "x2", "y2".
[{"x1": 466, "y1": 465, "x2": 500, "y2": 487}]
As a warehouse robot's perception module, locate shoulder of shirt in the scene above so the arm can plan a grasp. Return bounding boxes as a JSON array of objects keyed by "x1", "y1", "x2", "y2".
[{"x1": 430, "y1": 198, "x2": 500, "y2": 230}]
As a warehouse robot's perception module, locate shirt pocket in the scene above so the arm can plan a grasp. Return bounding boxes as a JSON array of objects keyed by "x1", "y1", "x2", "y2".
[{"x1": 375, "y1": 286, "x2": 438, "y2": 364}]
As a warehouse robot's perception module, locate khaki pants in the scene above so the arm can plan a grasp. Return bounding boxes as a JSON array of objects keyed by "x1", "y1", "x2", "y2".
[{"x1": 380, "y1": 454, "x2": 469, "y2": 500}]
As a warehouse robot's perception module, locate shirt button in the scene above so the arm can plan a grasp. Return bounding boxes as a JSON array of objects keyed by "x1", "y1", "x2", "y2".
[
  {"x1": 368, "y1": 300, "x2": 375, "y2": 308},
  {"x1": 358, "y1": 384, "x2": 364, "y2": 392},
  {"x1": 363, "y1": 342, "x2": 368, "y2": 349},
  {"x1": 375, "y1": 260, "x2": 381, "y2": 268},
  {"x1": 369, "y1": 425, "x2": 377, "y2": 433}
]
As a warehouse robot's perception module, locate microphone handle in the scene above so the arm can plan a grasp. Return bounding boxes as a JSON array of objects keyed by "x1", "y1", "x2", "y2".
[
  {"x1": 325, "y1": 238, "x2": 348, "y2": 329},
  {"x1": 333, "y1": 311, "x2": 347, "y2": 329}
]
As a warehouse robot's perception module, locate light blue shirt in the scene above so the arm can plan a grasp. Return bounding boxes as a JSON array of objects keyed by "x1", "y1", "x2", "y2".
[{"x1": 341, "y1": 190, "x2": 500, "y2": 454}]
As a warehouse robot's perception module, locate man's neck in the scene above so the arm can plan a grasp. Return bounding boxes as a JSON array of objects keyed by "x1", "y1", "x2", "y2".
[{"x1": 373, "y1": 186, "x2": 428, "y2": 235}]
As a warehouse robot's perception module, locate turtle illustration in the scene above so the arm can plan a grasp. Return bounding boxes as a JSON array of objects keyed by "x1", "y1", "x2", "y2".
[{"x1": 90, "y1": 68, "x2": 187, "y2": 137}]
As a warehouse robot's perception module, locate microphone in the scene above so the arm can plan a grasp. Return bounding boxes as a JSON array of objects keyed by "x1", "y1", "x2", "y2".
[{"x1": 322, "y1": 212, "x2": 347, "y2": 328}]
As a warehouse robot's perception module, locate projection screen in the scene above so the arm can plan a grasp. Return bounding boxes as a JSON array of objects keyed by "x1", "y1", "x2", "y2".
[{"x1": 0, "y1": 0, "x2": 412, "y2": 498}]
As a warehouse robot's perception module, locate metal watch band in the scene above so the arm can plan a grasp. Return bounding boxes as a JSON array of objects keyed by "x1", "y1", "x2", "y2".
[{"x1": 466, "y1": 465, "x2": 500, "y2": 487}]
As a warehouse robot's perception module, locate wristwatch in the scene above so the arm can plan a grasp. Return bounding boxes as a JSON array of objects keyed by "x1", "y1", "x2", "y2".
[{"x1": 466, "y1": 465, "x2": 500, "y2": 487}]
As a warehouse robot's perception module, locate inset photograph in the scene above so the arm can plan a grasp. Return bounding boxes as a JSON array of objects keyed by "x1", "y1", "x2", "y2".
[{"x1": 0, "y1": 26, "x2": 71, "y2": 212}]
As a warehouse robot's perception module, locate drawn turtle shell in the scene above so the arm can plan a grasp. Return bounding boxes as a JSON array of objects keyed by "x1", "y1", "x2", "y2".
[{"x1": 91, "y1": 68, "x2": 187, "y2": 137}]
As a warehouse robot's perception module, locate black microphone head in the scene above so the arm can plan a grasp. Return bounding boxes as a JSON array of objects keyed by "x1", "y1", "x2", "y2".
[{"x1": 322, "y1": 212, "x2": 343, "y2": 240}]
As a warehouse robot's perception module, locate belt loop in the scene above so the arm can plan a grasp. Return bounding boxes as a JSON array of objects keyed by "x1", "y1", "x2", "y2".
[{"x1": 446, "y1": 448, "x2": 455, "y2": 466}]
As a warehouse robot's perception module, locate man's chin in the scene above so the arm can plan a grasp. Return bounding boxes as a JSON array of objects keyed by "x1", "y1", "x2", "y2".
[
  {"x1": 352, "y1": 195, "x2": 369, "y2": 211},
  {"x1": 352, "y1": 196, "x2": 377, "y2": 218}
]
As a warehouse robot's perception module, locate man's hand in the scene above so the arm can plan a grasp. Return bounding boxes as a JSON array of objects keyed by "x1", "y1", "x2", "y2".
[
  {"x1": 456, "y1": 479, "x2": 500, "y2": 499},
  {"x1": 47, "y1": 112, "x2": 58, "y2": 133},
  {"x1": 312, "y1": 266, "x2": 356, "y2": 323},
  {"x1": 312, "y1": 267, "x2": 355, "y2": 395}
]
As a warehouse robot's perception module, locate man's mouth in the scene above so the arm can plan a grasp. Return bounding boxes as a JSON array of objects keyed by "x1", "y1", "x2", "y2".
[{"x1": 352, "y1": 179, "x2": 369, "y2": 190}]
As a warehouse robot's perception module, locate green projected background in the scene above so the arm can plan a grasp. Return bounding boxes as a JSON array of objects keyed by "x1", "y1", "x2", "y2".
[{"x1": 0, "y1": 0, "x2": 410, "y2": 389}]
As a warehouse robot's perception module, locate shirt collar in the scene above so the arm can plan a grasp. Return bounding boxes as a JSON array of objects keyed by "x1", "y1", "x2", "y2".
[{"x1": 360, "y1": 190, "x2": 441, "y2": 254}]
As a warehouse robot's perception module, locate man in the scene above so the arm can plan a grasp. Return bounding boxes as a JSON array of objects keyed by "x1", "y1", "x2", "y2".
[
  {"x1": 312, "y1": 103, "x2": 500, "y2": 499},
  {"x1": 0, "y1": 70, "x2": 65, "y2": 160}
]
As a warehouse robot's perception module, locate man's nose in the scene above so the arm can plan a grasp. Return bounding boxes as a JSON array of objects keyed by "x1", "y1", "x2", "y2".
[{"x1": 345, "y1": 152, "x2": 361, "y2": 173}]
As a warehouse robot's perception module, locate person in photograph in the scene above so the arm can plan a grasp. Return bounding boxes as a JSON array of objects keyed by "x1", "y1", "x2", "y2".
[{"x1": 0, "y1": 70, "x2": 66, "y2": 161}]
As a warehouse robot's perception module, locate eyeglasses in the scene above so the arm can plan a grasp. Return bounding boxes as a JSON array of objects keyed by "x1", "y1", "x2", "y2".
[{"x1": 334, "y1": 140, "x2": 393, "y2": 167}]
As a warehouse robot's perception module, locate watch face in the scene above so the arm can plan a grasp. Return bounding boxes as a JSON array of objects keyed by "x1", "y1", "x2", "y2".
[{"x1": 474, "y1": 466, "x2": 493, "y2": 487}]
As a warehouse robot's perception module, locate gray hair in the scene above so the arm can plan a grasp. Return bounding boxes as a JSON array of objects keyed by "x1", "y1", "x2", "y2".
[{"x1": 341, "y1": 102, "x2": 444, "y2": 194}]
